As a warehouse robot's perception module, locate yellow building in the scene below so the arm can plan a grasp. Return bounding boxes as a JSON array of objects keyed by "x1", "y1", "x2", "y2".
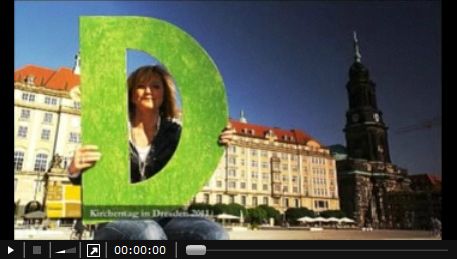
[
  {"x1": 194, "y1": 115, "x2": 340, "y2": 213},
  {"x1": 14, "y1": 60, "x2": 82, "y2": 222}
]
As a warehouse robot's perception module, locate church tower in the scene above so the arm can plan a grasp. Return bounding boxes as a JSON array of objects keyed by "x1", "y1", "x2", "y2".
[
  {"x1": 344, "y1": 32, "x2": 391, "y2": 163},
  {"x1": 334, "y1": 32, "x2": 411, "y2": 229}
]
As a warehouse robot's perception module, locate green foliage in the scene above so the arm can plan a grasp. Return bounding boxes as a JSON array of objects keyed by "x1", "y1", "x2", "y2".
[
  {"x1": 247, "y1": 207, "x2": 268, "y2": 224},
  {"x1": 225, "y1": 203, "x2": 247, "y2": 216},
  {"x1": 320, "y1": 210, "x2": 346, "y2": 218},
  {"x1": 285, "y1": 207, "x2": 314, "y2": 223},
  {"x1": 212, "y1": 203, "x2": 229, "y2": 215},
  {"x1": 257, "y1": 205, "x2": 281, "y2": 222}
]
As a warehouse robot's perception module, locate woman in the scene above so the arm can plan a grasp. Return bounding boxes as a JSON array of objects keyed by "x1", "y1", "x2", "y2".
[{"x1": 68, "y1": 65, "x2": 234, "y2": 239}]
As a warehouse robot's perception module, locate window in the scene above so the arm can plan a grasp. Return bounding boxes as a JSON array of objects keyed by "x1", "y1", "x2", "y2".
[
  {"x1": 18, "y1": 126, "x2": 28, "y2": 138},
  {"x1": 262, "y1": 173, "x2": 269, "y2": 180},
  {"x1": 216, "y1": 181, "x2": 222, "y2": 188},
  {"x1": 292, "y1": 176, "x2": 298, "y2": 182},
  {"x1": 293, "y1": 186, "x2": 299, "y2": 193},
  {"x1": 43, "y1": 113, "x2": 53, "y2": 124},
  {"x1": 34, "y1": 153, "x2": 48, "y2": 172},
  {"x1": 295, "y1": 199, "x2": 300, "y2": 208},
  {"x1": 21, "y1": 93, "x2": 35, "y2": 102},
  {"x1": 73, "y1": 101, "x2": 81, "y2": 109},
  {"x1": 261, "y1": 162, "x2": 268, "y2": 169},
  {"x1": 240, "y1": 159, "x2": 245, "y2": 166},
  {"x1": 203, "y1": 193, "x2": 210, "y2": 204},
  {"x1": 252, "y1": 183, "x2": 257, "y2": 190},
  {"x1": 14, "y1": 151, "x2": 25, "y2": 171},
  {"x1": 261, "y1": 150, "x2": 268, "y2": 157},
  {"x1": 41, "y1": 129, "x2": 51, "y2": 140},
  {"x1": 274, "y1": 185, "x2": 280, "y2": 192},
  {"x1": 282, "y1": 164, "x2": 288, "y2": 170},
  {"x1": 216, "y1": 195, "x2": 222, "y2": 203},
  {"x1": 262, "y1": 184, "x2": 269, "y2": 191},
  {"x1": 240, "y1": 182, "x2": 246, "y2": 189},
  {"x1": 272, "y1": 162, "x2": 279, "y2": 170},
  {"x1": 251, "y1": 149, "x2": 257, "y2": 156},
  {"x1": 69, "y1": 132, "x2": 80, "y2": 143},
  {"x1": 252, "y1": 197, "x2": 258, "y2": 206},
  {"x1": 263, "y1": 197, "x2": 269, "y2": 205},
  {"x1": 228, "y1": 181, "x2": 236, "y2": 189},
  {"x1": 229, "y1": 195, "x2": 235, "y2": 204},
  {"x1": 228, "y1": 168, "x2": 236, "y2": 177},
  {"x1": 20, "y1": 109, "x2": 30, "y2": 120},
  {"x1": 241, "y1": 196, "x2": 246, "y2": 206},
  {"x1": 283, "y1": 186, "x2": 288, "y2": 192},
  {"x1": 251, "y1": 160, "x2": 258, "y2": 167},
  {"x1": 284, "y1": 198, "x2": 289, "y2": 207},
  {"x1": 45, "y1": 97, "x2": 57, "y2": 105},
  {"x1": 229, "y1": 145, "x2": 236, "y2": 153},
  {"x1": 229, "y1": 157, "x2": 236, "y2": 165}
]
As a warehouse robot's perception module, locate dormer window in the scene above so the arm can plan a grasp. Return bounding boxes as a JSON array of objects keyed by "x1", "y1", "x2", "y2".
[{"x1": 25, "y1": 75, "x2": 35, "y2": 85}]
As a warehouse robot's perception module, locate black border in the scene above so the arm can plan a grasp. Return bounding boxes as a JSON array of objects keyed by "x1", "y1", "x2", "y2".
[
  {"x1": 4, "y1": 0, "x2": 14, "y2": 240},
  {"x1": 441, "y1": 0, "x2": 453, "y2": 240}
]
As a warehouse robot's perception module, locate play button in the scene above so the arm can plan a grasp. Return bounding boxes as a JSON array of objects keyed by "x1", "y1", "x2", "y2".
[{"x1": 7, "y1": 246, "x2": 14, "y2": 255}]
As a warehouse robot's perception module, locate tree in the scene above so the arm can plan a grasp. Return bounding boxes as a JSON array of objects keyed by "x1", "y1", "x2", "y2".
[
  {"x1": 285, "y1": 207, "x2": 314, "y2": 224},
  {"x1": 225, "y1": 203, "x2": 247, "y2": 216},
  {"x1": 247, "y1": 207, "x2": 267, "y2": 225},
  {"x1": 320, "y1": 210, "x2": 346, "y2": 218},
  {"x1": 258, "y1": 205, "x2": 281, "y2": 223}
]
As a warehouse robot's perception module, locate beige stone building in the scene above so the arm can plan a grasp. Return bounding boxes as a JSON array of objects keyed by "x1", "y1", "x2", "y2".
[
  {"x1": 14, "y1": 61, "x2": 82, "y2": 221},
  {"x1": 194, "y1": 114, "x2": 340, "y2": 213}
]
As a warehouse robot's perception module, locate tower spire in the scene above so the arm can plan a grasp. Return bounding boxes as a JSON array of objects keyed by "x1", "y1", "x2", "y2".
[
  {"x1": 353, "y1": 31, "x2": 362, "y2": 63},
  {"x1": 240, "y1": 110, "x2": 247, "y2": 123},
  {"x1": 73, "y1": 51, "x2": 81, "y2": 75}
]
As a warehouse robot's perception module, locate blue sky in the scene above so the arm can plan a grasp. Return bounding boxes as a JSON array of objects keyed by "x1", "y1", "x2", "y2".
[{"x1": 15, "y1": 1, "x2": 442, "y2": 176}]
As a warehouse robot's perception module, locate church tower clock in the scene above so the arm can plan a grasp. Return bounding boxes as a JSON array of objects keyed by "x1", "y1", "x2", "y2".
[{"x1": 344, "y1": 32, "x2": 391, "y2": 163}]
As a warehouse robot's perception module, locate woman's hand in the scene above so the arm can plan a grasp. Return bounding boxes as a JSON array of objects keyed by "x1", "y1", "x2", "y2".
[
  {"x1": 68, "y1": 145, "x2": 102, "y2": 176},
  {"x1": 219, "y1": 123, "x2": 236, "y2": 145}
]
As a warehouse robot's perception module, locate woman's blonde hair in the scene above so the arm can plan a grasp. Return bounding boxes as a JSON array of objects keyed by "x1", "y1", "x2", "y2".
[{"x1": 127, "y1": 65, "x2": 179, "y2": 121}]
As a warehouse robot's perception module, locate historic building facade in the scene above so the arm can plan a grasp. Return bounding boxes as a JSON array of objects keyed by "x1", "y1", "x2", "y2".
[
  {"x1": 194, "y1": 115, "x2": 340, "y2": 213},
  {"x1": 14, "y1": 61, "x2": 82, "y2": 221},
  {"x1": 335, "y1": 33, "x2": 411, "y2": 228}
]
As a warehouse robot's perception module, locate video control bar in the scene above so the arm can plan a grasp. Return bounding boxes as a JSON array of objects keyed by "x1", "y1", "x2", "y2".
[{"x1": 3, "y1": 240, "x2": 455, "y2": 258}]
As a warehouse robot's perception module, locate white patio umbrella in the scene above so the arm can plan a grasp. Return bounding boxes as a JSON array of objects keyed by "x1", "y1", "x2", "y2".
[
  {"x1": 216, "y1": 213, "x2": 240, "y2": 220},
  {"x1": 216, "y1": 213, "x2": 240, "y2": 225},
  {"x1": 314, "y1": 217, "x2": 329, "y2": 222},
  {"x1": 327, "y1": 217, "x2": 340, "y2": 222},
  {"x1": 339, "y1": 217, "x2": 355, "y2": 223},
  {"x1": 297, "y1": 216, "x2": 316, "y2": 223}
]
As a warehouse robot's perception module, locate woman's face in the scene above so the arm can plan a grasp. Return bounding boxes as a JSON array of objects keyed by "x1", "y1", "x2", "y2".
[{"x1": 132, "y1": 72, "x2": 164, "y2": 113}]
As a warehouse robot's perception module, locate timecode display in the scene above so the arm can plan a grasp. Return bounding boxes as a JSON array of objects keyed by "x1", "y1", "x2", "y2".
[{"x1": 114, "y1": 245, "x2": 166, "y2": 255}]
